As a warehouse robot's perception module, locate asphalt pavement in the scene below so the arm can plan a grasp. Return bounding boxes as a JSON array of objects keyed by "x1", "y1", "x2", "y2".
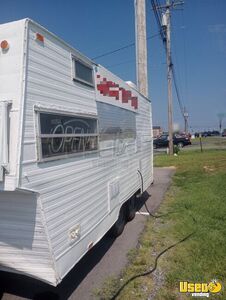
[
  {"x1": 0, "y1": 167, "x2": 175, "y2": 300},
  {"x1": 154, "y1": 136, "x2": 226, "y2": 155}
]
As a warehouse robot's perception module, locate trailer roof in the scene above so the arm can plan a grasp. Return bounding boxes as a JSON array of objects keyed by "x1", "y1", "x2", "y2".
[{"x1": 0, "y1": 18, "x2": 151, "y2": 103}]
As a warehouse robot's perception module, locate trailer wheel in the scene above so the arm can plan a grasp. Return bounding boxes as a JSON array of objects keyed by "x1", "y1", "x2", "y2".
[
  {"x1": 109, "y1": 208, "x2": 126, "y2": 237},
  {"x1": 125, "y1": 195, "x2": 136, "y2": 221}
]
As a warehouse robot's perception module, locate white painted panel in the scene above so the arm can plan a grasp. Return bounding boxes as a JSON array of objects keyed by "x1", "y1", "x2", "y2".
[
  {"x1": 0, "y1": 19, "x2": 27, "y2": 189},
  {"x1": 0, "y1": 18, "x2": 152, "y2": 286},
  {"x1": 0, "y1": 190, "x2": 56, "y2": 285},
  {"x1": 15, "y1": 19, "x2": 153, "y2": 284}
]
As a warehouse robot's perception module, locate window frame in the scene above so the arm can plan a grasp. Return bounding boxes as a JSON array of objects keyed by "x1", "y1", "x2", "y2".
[
  {"x1": 35, "y1": 109, "x2": 99, "y2": 162},
  {"x1": 71, "y1": 55, "x2": 94, "y2": 88}
]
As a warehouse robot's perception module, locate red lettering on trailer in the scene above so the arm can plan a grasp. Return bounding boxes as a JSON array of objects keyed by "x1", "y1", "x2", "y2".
[{"x1": 96, "y1": 75, "x2": 138, "y2": 109}]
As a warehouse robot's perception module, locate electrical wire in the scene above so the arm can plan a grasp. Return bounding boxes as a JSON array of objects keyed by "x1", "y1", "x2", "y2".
[
  {"x1": 109, "y1": 170, "x2": 196, "y2": 300},
  {"x1": 93, "y1": 0, "x2": 186, "y2": 122},
  {"x1": 149, "y1": 0, "x2": 166, "y2": 43},
  {"x1": 171, "y1": 24, "x2": 185, "y2": 111},
  {"x1": 94, "y1": 0, "x2": 187, "y2": 123},
  {"x1": 110, "y1": 232, "x2": 194, "y2": 300},
  {"x1": 172, "y1": 64, "x2": 184, "y2": 116},
  {"x1": 92, "y1": 32, "x2": 160, "y2": 60},
  {"x1": 92, "y1": 42, "x2": 136, "y2": 60},
  {"x1": 149, "y1": 0, "x2": 187, "y2": 121},
  {"x1": 105, "y1": 59, "x2": 135, "y2": 69},
  {"x1": 181, "y1": 8, "x2": 189, "y2": 115}
]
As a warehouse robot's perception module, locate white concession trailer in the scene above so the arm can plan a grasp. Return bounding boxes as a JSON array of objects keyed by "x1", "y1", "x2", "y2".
[{"x1": 0, "y1": 19, "x2": 153, "y2": 286}]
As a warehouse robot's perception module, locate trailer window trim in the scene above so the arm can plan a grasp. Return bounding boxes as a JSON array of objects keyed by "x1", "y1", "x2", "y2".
[
  {"x1": 71, "y1": 56, "x2": 94, "y2": 87},
  {"x1": 36, "y1": 111, "x2": 99, "y2": 162}
]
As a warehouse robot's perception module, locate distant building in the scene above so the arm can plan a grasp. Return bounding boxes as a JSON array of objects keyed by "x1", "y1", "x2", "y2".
[{"x1": 153, "y1": 126, "x2": 163, "y2": 138}]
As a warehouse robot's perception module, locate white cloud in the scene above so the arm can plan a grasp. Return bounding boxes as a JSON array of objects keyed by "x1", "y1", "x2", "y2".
[
  {"x1": 208, "y1": 24, "x2": 226, "y2": 33},
  {"x1": 208, "y1": 24, "x2": 226, "y2": 54}
]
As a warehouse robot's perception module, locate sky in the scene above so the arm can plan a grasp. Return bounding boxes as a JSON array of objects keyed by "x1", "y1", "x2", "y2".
[{"x1": 1, "y1": 0, "x2": 226, "y2": 132}]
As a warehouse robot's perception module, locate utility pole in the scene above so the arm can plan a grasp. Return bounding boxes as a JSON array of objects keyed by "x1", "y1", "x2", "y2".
[
  {"x1": 217, "y1": 113, "x2": 225, "y2": 134},
  {"x1": 184, "y1": 107, "x2": 189, "y2": 133},
  {"x1": 134, "y1": 0, "x2": 148, "y2": 97},
  {"x1": 160, "y1": 0, "x2": 184, "y2": 154},
  {"x1": 165, "y1": 0, "x2": 173, "y2": 155}
]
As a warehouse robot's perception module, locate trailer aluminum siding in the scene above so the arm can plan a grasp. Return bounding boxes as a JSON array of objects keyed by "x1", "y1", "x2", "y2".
[{"x1": 0, "y1": 19, "x2": 153, "y2": 285}]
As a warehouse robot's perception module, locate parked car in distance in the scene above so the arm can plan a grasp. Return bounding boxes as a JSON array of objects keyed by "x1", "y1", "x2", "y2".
[
  {"x1": 222, "y1": 129, "x2": 226, "y2": 137},
  {"x1": 211, "y1": 130, "x2": 220, "y2": 136},
  {"x1": 201, "y1": 131, "x2": 211, "y2": 137},
  {"x1": 153, "y1": 133, "x2": 191, "y2": 149},
  {"x1": 195, "y1": 130, "x2": 220, "y2": 138}
]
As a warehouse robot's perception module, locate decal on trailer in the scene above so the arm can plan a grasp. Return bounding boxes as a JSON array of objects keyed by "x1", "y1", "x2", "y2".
[{"x1": 96, "y1": 74, "x2": 138, "y2": 109}]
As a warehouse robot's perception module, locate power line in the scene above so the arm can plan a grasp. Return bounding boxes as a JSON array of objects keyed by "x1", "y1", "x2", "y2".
[
  {"x1": 105, "y1": 59, "x2": 135, "y2": 68},
  {"x1": 93, "y1": 0, "x2": 187, "y2": 128},
  {"x1": 149, "y1": 0, "x2": 166, "y2": 42},
  {"x1": 181, "y1": 9, "x2": 189, "y2": 110},
  {"x1": 92, "y1": 42, "x2": 135, "y2": 60},
  {"x1": 92, "y1": 32, "x2": 160, "y2": 60},
  {"x1": 172, "y1": 63, "x2": 184, "y2": 116},
  {"x1": 149, "y1": 0, "x2": 186, "y2": 122}
]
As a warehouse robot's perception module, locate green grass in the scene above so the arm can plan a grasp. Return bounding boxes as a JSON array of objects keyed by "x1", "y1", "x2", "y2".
[
  {"x1": 189, "y1": 137, "x2": 226, "y2": 149},
  {"x1": 94, "y1": 149, "x2": 226, "y2": 299}
]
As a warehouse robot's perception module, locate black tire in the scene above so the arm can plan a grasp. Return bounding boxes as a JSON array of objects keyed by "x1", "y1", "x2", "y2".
[
  {"x1": 177, "y1": 142, "x2": 184, "y2": 148},
  {"x1": 125, "y1": 196, "x2": 136, "y2": 222},
  {"x1": 109, "y1": 208, "x2": 126, "y2": 237}
]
